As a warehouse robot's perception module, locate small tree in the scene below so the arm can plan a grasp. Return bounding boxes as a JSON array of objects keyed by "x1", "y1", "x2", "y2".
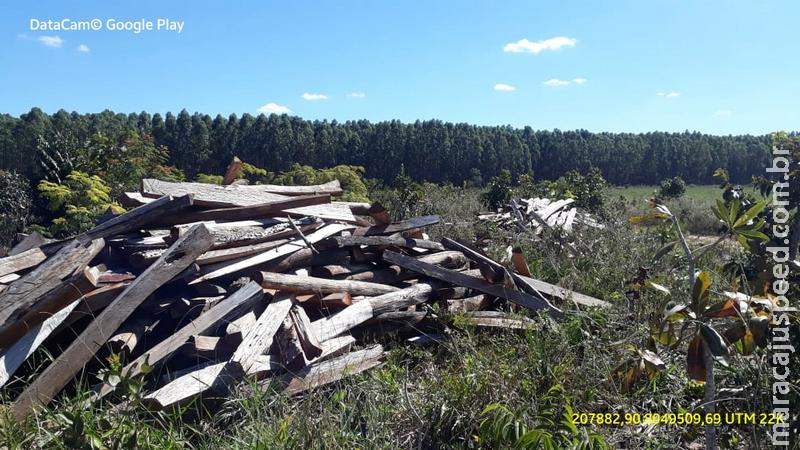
[
  {"x1": 38, "y1": 171, "x2": 123, "y2": 237},
  {"x1": 482, "y1": 170, "x2": 512, "y2": 210},
  {"x1": 657, "y1": 176, "x2": 686, "y2": 200}
]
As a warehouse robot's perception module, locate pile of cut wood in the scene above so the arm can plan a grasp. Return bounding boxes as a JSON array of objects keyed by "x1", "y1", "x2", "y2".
[
  {"x1": 0, "y1": 177, "x2": 608, "y2": 420},
  {"x1": 479, "y1": 197, "x2": 603, "y2": 234}
]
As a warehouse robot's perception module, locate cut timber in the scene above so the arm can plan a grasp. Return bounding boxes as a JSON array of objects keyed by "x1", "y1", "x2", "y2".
[
  {"x1": 230, "y1": 293, "x2": 293, "y2": 375},
  {"x1": 0, "y1": 300, "x2": 80, "y2": 387},
  {"x1": 0, "y1": 247, "x2": 46, "y2": 278},
  {"x1": 119, "y1": 192, "x2": 155, "y2": 208},
  {"x1": 141, "y1": 179, "x2": 342, "y2": 207},
  {"x1": 222, "y1": 156, "x2": 243, "y2": 185},
  {"x1": 173, "y1": 221, "x2": 321, "y2": 250},
  {"x1": 382, "y1": 251, "x2": 562, "y2": 316},
  {"x1": 289, "y1": 305, "x2": 323, "y2": 359},
  {"x1": 369, "y1": 283, "x2": 432, "y2": 316},
  {"x1": 324, "y1": 235, "x2": 444, "y2": 251},
  {"x1": 284, "y1": 202, "x2": 357, "y2": 223},
  {"x1": 190, "y1": 223, "x2": 353, "y2": 284},
  {"x1": 254, "y1": 272, "x2": 399, "y2": 296},
  {"x1": 311, "y1": 300, "x2": 374, "y2": 341},
  {"x1": 152, "y1": 194, "x2": 331, "y2": 227},
  {"x1": 353, "y1": 215, "x2": 440, "y2": 236},
  {"x1": 441, "y1": 238, "x2": 506, "y2": 283},
  {"x1": 510, "y1": 247, "x2": 532, "y2": 277},
  {"x1": 9, "y1": 232, "x2": 47, "y2": 256},
  {"x1": 55, "y1": 283, "x2": 129, "y2": 335},
  {"x1": 368, "y1": 203, "x2": 391, "y2": 226},
  {"x1": 85, "y1": 195, "x2": 194, "y2": 240},
  {"x1": 95, "y1": 281, "x2": 264, "y2": 400},
  {"x1": 515, "y1": 276, "x2": 610, "y2": 309},
  {"x1": 277, "y1": 345, "x2": 385, "y2": 395},
  {"x1": 464, "y1": 311, "x2": 534, "y2": 330},
  {"x1": 12, "y1": 224, "x2": 213, "y2": 418},
  {"x1": 0, "y1": 238, "x2": 104, "y2": 348},
  {"x1": 447, "y1": 294, "x2": 490, "y2": 312}
]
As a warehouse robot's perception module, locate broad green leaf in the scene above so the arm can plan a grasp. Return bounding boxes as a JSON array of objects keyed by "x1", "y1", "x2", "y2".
[{"x1": 733, "y1": 200, "x2": 767, "y2": 228}]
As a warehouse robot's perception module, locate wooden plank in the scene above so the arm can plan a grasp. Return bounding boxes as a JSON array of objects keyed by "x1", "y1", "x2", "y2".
[
  {"x1": 9, "y1": 232, "x2": 47, "y2": 256},
  {"x1": 284, "y1": 202, "x2": 357, "y2": 223},
  {"x1": 222, "y1": 156, "x2": 243, "y2": 185},
  {"x1": 254, "y1": 272, "x2": 399, "y2": 296},
  {"x1": 12, "y1": 224, "x2": 214, "y2": 418},
  {"x1": 189, "y1": 223, "x2": 353, "y2": 284},
  {"x1": 277, "y1": 345, "x2": 385, "y2": 395},
  {"x1": 382, "y1": 250, "x2": 562, "y2": 316},
  {"x1": 0, "y1": 274, "x2": 20, "y2": 284},
  {"x1": 151, "y1": 194, "x2": 331, "y2": 227},
  {"x1": 324, "y1": 235, "x2": 444, "y2": 251},
  {"x1": 173, "y1": 221, "x2": 321, "y2": 250},
  {"x1": 141, "y1": 178, "x2": 290, "y2": 207},
  {"x1": 353, "y1": 215, "x2": 440, "y2": 236},
  {"x1": 0, "y1": 247, "x2": 46, "y2": 278},
  {"x1": 0, "y1": 300, "x2": 80, "y2": 387},
  {"x1": 230, "y1": 293, "x2": 293, "y2": 375},
  {"x1": 369, "y1": 283, "x2": 433, "y2": 315},
  {"x1": 447, "y1": 294, "x2": 490, "y2": 312},
  {"x1": 54, "y1": 283, "x2": 129, "y2": 335},
  {"x1": 256, "y1": 179, "x2": 342, "y2": 196},
  {"x1": 311, "y1": 300, "x2": 374, "y2": 341},
  {"x1": 289, "y1": 305, "x2": 322, "y2": 360},
  {"x1": 0, "y1": 238, "x2": 105, "y2": 348},
  {"x1": 119, "y1": 192, "x2": 155, "y2": 208},
  {"x1": 464, "y1": 312, "x2": 534, "y2": 330},
  {"x1": 515, "y1": 276, "x2": 610, "y2": 308},
  {"x1": 85, "y1": 194, "x2": 194, "y2": 240}
]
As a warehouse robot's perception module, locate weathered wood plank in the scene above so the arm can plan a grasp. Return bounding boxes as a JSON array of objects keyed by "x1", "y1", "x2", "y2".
[
  {"x1": 0, "y1": 300, "x2": 80, "y2": 387},
  {"x1": 85, "y1": 195, "x2": 194, "y2": 240},
  {"x1": 12, "y1": 224, "x2": 214, "y2": 418},
  {"x1": 515, "y1": 276, "x2": 610, "y2": 308},
  {"x1": 277, "y1": 345, "x2": 385, "y2": 395},
  {"x1": 222, "y1": 156, "x2": 243, "y2": 185},
  {"x1": 311, "y1": 300, "x2": 374, "y2": 341},
  {"x1": 254, "y1": 272, "x2": 399, "y2": 296},
  {"x1": 353, "y1": 215, "x2": 440, "y2": 236},
  {"x1": 9, "y1": 232, "x2": 48, "y2": 256},
  {"x1": 0, "y1": 247, "x2": 47, "y2": 277},
  {"x1": 230, "y1": 293, "x2": 293, "y2": 375},
  {"x1": 323, "y1": 235, "x2": 444, "y2": 251},
  {"x1": 382, "y1": 251, "x2": 562, "y2": 316},
  {"x1": 369, "y1": 283, "x2": 433, "y2": 316},
  {"x1": 0, "y1": 238, "x2": 105, "y2": 348},
  {"x1": 189, "y1": 223, "x2": 353, "y2": 284},
  {"x1": 289, "y1": 305, "x2": 322, "y2": 360}
]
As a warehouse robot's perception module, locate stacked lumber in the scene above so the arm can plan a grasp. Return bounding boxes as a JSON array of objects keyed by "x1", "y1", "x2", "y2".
[
  {"x1": 0, "y1": 178, "x2": 608, "y2": 419},
  {"x1": 478, "y1": 197, "x2": 603, "y2": 234}
]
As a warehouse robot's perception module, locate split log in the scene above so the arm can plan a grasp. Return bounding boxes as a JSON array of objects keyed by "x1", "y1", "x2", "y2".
[
  {"x1": 311, "y1": 300, "x2": 374, "y2": 341},
  {"x1": 276, "y1": 315, "x2": 305, "y2": 366},
  {"x1": 289, "y1": 305, "x2": 323, "y2": 359},
  {"x1": 0, "y1": 247, "x2": 47, "y2": 277},
  {"x1": 13, "y1": 224, "x2": 214, "y2": 418},
  {"x1": 230, "y1": 293, "x2": 293, "y2": 375},
  {"x1": 382, "y1": 251, "x2": 562, "y2": 316},
  {"x1": 353, "y1": 215, "x2": 440, "y2": 236},
  {"x1": 0, "y1": 238, "x2": 105, "y2": 348},
  {"x1": 189, "y1": 223, "x2": 353, "y2": 284},
  {"x1": 369, "y1": 283, "x2": 432, "y2": 316},
  {"x1": 254, "y1": 272, "x2": 399, "y2": 296},
  {"x1": 276, "y1": 345, "x2": 385, "y2": 395},
  {"x1": 222, "y1": 157, "x2": 243, "y2": 185}
]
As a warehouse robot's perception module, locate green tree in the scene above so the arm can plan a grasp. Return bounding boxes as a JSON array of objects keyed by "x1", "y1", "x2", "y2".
[
  {"x1": 0, "y1": 171, "x2": 32, "y2": 248},
  {"x1": 38, "y1": 171, "x2": 122, "y2": 237}
]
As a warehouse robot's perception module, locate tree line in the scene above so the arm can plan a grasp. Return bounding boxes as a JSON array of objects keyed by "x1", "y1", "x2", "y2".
[{"x1": 0, "y1": 108, "x2": 772, "y2": 186}]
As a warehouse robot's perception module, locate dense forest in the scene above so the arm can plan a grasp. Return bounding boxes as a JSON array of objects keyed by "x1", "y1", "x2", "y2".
[{"x1": 0, "y1": 108, "x2": 772, "y2": 186}]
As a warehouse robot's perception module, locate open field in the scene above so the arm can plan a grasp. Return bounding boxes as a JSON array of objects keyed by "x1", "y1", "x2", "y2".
[{"x1": 607, "y1": 185, "x2": 721, "y2": 206}]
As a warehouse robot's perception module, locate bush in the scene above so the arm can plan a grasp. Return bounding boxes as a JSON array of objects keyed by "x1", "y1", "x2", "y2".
[
  {"x1": 195, "y1": 173, "x2": 224, "y2": 184},
  {"x1": 271, "y1": 163, "x2": 370, "y2": 203},
  {"x1": 657, "y1": 176, "x2": 686, "y2": 200},
  {"x1": 38, "y1": 171, "x2": 122, "y2": 237},
  {"x1": 0, "y1": 171, "x2": 32, "y2": 249},
  {"x1": 482, "y1": 170, "x2": 512, "y2": 210}
]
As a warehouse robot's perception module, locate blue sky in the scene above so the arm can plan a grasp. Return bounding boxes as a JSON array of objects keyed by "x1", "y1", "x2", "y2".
[{"x1": 2, "y1": 0, "x2": 798, "y2": 134}]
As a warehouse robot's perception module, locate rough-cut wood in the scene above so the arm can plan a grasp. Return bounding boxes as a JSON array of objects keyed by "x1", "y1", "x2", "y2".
[
  {"x1": 230, "y1": 293, "x2": 293, "y2": 375},
  {"x1": 382, "y1": 251, "x2": 562, "y2": 316},
  {"x1": 0, "y1": 300, "x2": 80, "y2": 387},
  {"x1": 141, "y1": 179, "x2": 290, "y2": 207},
  {"x1": 0, "y1": 274, "x2": 21, "y2": 284},
  {"x1": 464, "y1": 311, "x2": 534, "y2": 330},
  {"x1": 176, "y1": 221, "x2": 321, "y2": 251},
  {"x1": 277, "y1": 345, "x2": 385, "y2": 395},
  {"x1": 152, "y1": 194, "x2": 331, "y2": 227},
  {"x1": 368, "y1": 203, "x2": 391, "y2": 226},
  {"x1": 190, "y1": 223, "x2": 353, "y2": 284},
  {"x1": 369, "y1": 284, "x2": 433, "y2": 315},
  {"x1": 107, "y1": 315, "x2": 161, "y2": 355},
  {"x1": 298, "y1": 292, "x2": 353, "y2": 311},
  {"x1": 276, "y1": 315, "x2": 305, "y2": 366},
  {"x1": 226, "y1": 310, "x2": 258, "y2": 336},
  {"x1": 344, "y1": 251, "x2": 468, "y2": 285},
  {"x1": 311, "y1": 300, "x2": 374, "y2": 341},
  {"x1": 254, "y1": 272, "x2": 400, "y2": 296},
  {"x1": 13, "y1": 225, "x2": 214, "y2": 418},
  {"x1": 0, "y1": 247, "x2": 47, "y2": 277},
  {"x1": 442, "y1": 238, "x2": 506, "y2": 282},
  {"x1": 54, "y1": 283, "x2": 129, "y2": 335},
  {"x1": 119, "y1": 192, "x2": 155, "y2": 208},
  {"x1": 222, "y1": 156, "x2": 243, "y2": 185},
  {"x1": 0, "y1": 238, "x2": 105, "y2": 348},
  {"x1": 353, "y1": 215, "x2": 440, "y2": 236},
  {"x1": 324, "y1": 235, "x2": 445, "y2": 251},
  {"x1": 284, "y1": 202, "x2": 357, "y2": 223},
  {"x1": 515, "y1": 276, "x2": 610, "y2": 308},
  {"x1": 85, "y1": 195, "x2": 194, "y2": 240},
  {"x1": 447, "y1": 294, "x2": 491, "y2": 312},
  {"x1": 9, "y1": 232, "x2": 47, "y2": 256},
  {"x1": 289, "y1": 305, "x2": 323, "y2": 359},
  {"x1": 511, "y1": 247, "x2": 532, "y2": 277}
]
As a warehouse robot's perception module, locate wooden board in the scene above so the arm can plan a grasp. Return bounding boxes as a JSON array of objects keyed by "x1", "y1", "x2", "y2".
[
  {"x1": 85, "y1": 195, "x2": 194, "y2": 240},
  {"x1": 323, "y1": 235, "x2": 444, "y2": 251},
  {"x1": 141, "y1": 179, "x2": 342, "y2": 207},
  {"x1": 515, "y1": 275, "x2": 610, "y2": 308},
  {"x1": 0, "y1": 247, "x2": 47, "y2": 278},
  {"x1": 311, "y1": 300, "x2": 374, "y2": 341},
  {"x1": 12, "y1": 224, "x2": 213, "y2": 418},
  {"x1": 277, "y1": 345, "x2": 385, "y2": 395},
  {"x1": 230, "y1": 293, "x2": 293, "y2": 375},
  {"x1": 254, "y1": 272, "x2": 400, "y2": 296},
  {"x1": 353, "y1": 215, "x2": 440, "y2": 236}
]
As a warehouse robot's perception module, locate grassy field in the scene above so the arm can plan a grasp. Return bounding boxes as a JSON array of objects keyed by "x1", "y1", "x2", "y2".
[{"x1": 0, "y1": 184, "x2": 776, "y2": 449}]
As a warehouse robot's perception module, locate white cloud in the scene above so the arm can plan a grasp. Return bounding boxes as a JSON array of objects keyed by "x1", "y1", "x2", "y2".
[
  {"x1": 302, "y1": 92, "x2": 328, "y2": 101},
  {"x1": 656, "y1": 91, "x2": 680, "y2": 99},
  {"x1": 494, "y1": 83, "x2": 516, "y2": 92},
  {"x1": 572, "y1": 77, "x2": 587, "y2": 84},
  {"x1": 714, "y1": 109, "x2": 733, "y2": 117},
  {"x1": 257, "y1": 102, "x2": 292, "y2": 114},
  {"x1": 347, "y1": 92, "x2": 366, "y2": 98},
  {"x1": 543, "y1": 78, "x2": 570, "y2": 87},
  {"x1": 38, "y1": 35, "x2": 63, "y2": 48},
  {"x1": 77, "y1": 44, "x2": 90, "y2": 53},
  {"x1": 503, "y1": 36, "x2": 577, "y2": 54}
]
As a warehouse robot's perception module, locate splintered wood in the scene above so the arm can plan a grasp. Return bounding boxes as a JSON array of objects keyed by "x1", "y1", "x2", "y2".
[{"x1": 0, "y1": 170, "x2": 609, "y2": 419}]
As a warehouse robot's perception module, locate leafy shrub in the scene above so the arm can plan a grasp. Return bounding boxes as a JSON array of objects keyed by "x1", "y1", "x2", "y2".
[
  {"x1": 482, "y1": 170, "x2": 512, "y2": 210},
  {"x1": 0, "y1": 171, "x2": 32, "y2": 249},
  {"x1": 195, "y1": 173, "x2": 224, "y2": 184},
  {"x1": 657, "y1": 176, "x2": 686, "y2": 200},
  {"x1": 38, "y1": 171, "x2": 122, "y2": 237},
  {"x1": 271, "y1": 163, "x2": 370, "y2": 203}
]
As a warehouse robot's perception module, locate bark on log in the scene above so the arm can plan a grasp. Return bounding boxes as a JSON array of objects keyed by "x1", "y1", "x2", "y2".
[
  {"x1": 353, "y1": 215, "x2": 440, "y2": 236},
  {"x1": 254, "y1": 272, "x2": 400, "y2": 296}
]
